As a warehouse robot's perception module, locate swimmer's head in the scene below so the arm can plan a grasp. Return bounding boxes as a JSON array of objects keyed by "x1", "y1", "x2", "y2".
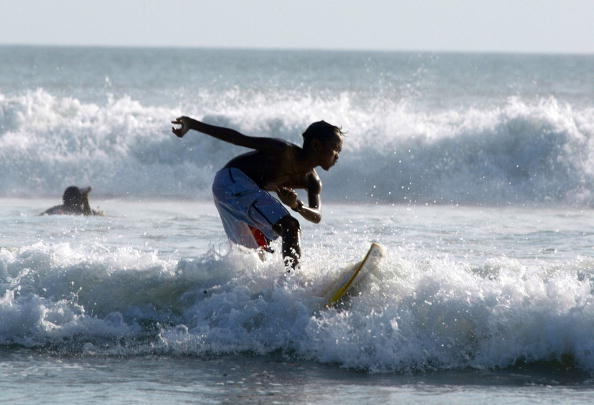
[{"x1": 62, "y1": 186, "x2": 91, "y2": 208}]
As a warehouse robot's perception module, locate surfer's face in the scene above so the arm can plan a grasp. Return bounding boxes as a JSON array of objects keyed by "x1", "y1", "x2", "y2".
[{"x1": 318, "y1": 136, "x2": 342, "y2": 171}]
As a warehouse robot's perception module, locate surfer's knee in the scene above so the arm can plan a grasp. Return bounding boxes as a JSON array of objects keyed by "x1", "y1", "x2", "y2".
[{"x1": 274, "y1": 214, "x2": 300, "y2": 237}]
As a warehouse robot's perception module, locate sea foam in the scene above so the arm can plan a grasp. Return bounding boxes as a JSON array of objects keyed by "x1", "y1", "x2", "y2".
[
  {"x1": 2, "y1": 239, "x2": 594, "y2": 373},
  {"x1": 1, "y1": 89, "x2": 593, "y2": 205}
]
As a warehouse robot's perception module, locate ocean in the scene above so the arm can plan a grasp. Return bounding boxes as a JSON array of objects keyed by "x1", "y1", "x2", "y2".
[{"x1": 1, "y1": 46, "x2": 594, "y2": 403}]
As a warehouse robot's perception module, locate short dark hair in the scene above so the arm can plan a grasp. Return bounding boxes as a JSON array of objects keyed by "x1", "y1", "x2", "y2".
[
  {"x1": 62, "y1": 186, "x2": 84, "y2": 207},
  {"x1": 302, "y1": 120, "x2": 343, "y2": 149}
]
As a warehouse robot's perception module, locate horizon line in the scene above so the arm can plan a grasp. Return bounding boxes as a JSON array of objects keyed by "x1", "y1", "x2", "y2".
[{"x1": 1, "y1": 42, "x2": 593, "y2": 57}]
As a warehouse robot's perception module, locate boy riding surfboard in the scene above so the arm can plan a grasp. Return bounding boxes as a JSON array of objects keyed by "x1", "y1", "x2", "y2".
[{"x1": 171, "y1": 116, "x2": 343, "y2": 271}]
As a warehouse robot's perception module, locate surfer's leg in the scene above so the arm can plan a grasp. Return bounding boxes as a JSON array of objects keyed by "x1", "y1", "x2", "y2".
[{"x1": 273, "y1": 215, "x2": 301, "y2": 270}]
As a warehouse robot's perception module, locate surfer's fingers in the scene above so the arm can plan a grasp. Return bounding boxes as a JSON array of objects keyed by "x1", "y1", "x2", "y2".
[{"x1": 171, "y1": 118, "x2": 185, "y2": 135}]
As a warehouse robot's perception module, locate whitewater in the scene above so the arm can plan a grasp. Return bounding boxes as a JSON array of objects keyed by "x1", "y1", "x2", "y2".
[
  {"x1": 1, "y1": 46, "x2": 594, "y2": 404},
  {"x1": 1, "y1": 48, "x2": 594, "y2": 205}
]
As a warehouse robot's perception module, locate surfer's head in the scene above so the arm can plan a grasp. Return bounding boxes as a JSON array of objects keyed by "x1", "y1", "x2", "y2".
[
  {"x1": 62, "y1": 186, "x2": 91, "y2": 209},
  {"x1": 302, "y1": 121, "x2": 343, "y2": 151},
  {"x1": 302, "y1": 121, "x2": 343, "y2": 170}
]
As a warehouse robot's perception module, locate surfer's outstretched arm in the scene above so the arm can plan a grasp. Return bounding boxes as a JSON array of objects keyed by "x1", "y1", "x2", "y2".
[{"x1": 171, "y1": 116, "x2": 286, "y2": 152}]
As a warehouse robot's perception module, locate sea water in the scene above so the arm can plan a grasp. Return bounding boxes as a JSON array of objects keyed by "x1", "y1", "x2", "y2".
[{"x1": 1, "y1": 46, "x2": 594, "y2": 404}]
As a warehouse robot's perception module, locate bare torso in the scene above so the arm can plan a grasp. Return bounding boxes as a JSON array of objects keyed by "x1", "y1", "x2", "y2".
[{"x1": 224, "y1": 142, "x2": 320, "y2": 192}]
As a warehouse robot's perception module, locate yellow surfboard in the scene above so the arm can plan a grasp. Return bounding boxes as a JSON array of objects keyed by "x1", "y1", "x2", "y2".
[{"x1": 325, "y1": 242, "x2": 384, "y2": 307}]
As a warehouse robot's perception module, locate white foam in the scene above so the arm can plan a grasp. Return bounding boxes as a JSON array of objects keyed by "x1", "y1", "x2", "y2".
[
  {"x1": 2, "y1": 238, "x2": 594, "y2": 373},
  {"x1": 1, "y1": 89, "x2": 593, "y2": 205}
]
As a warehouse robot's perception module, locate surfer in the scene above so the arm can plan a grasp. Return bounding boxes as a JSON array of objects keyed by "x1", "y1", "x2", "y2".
[
  {"x1": 42, "y1": 186, "x2": 103, "y2": 216},
  {"x1": 171, "y1": 116, "x2": 343, "y2": 270}
]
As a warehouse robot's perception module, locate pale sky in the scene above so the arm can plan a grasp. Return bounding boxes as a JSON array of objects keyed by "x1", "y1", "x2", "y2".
[{"x1": 1, "y1": 0, "x2": 593, "y2": 54}]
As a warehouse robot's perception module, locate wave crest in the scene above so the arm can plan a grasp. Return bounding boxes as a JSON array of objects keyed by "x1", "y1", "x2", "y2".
[{"x1": 1, "y1": 89, "x2": 594, "y2": 205}]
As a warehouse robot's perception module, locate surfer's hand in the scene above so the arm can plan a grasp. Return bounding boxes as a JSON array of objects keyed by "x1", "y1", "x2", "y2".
[
  {"x1": 277, "y1": 187, "x2": 298, "y2": 208},
  {"x1": 171, "y1": 116, "x2": 191, "y2": 138}
]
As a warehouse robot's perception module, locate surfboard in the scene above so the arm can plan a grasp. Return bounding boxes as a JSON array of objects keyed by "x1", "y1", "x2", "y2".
[{"x1": 324, "y1": 242, "x2": 384, "y2": 307}]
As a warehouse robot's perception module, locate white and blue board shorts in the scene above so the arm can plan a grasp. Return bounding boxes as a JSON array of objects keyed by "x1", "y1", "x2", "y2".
[{"x1": 212, "y1": 167, "x2": 290, "y2": 249}]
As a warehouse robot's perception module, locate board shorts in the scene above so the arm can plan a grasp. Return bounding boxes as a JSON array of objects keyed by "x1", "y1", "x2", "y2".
[{"x1": 212, "y1": 167, "x2": 290, "y2": 249}]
